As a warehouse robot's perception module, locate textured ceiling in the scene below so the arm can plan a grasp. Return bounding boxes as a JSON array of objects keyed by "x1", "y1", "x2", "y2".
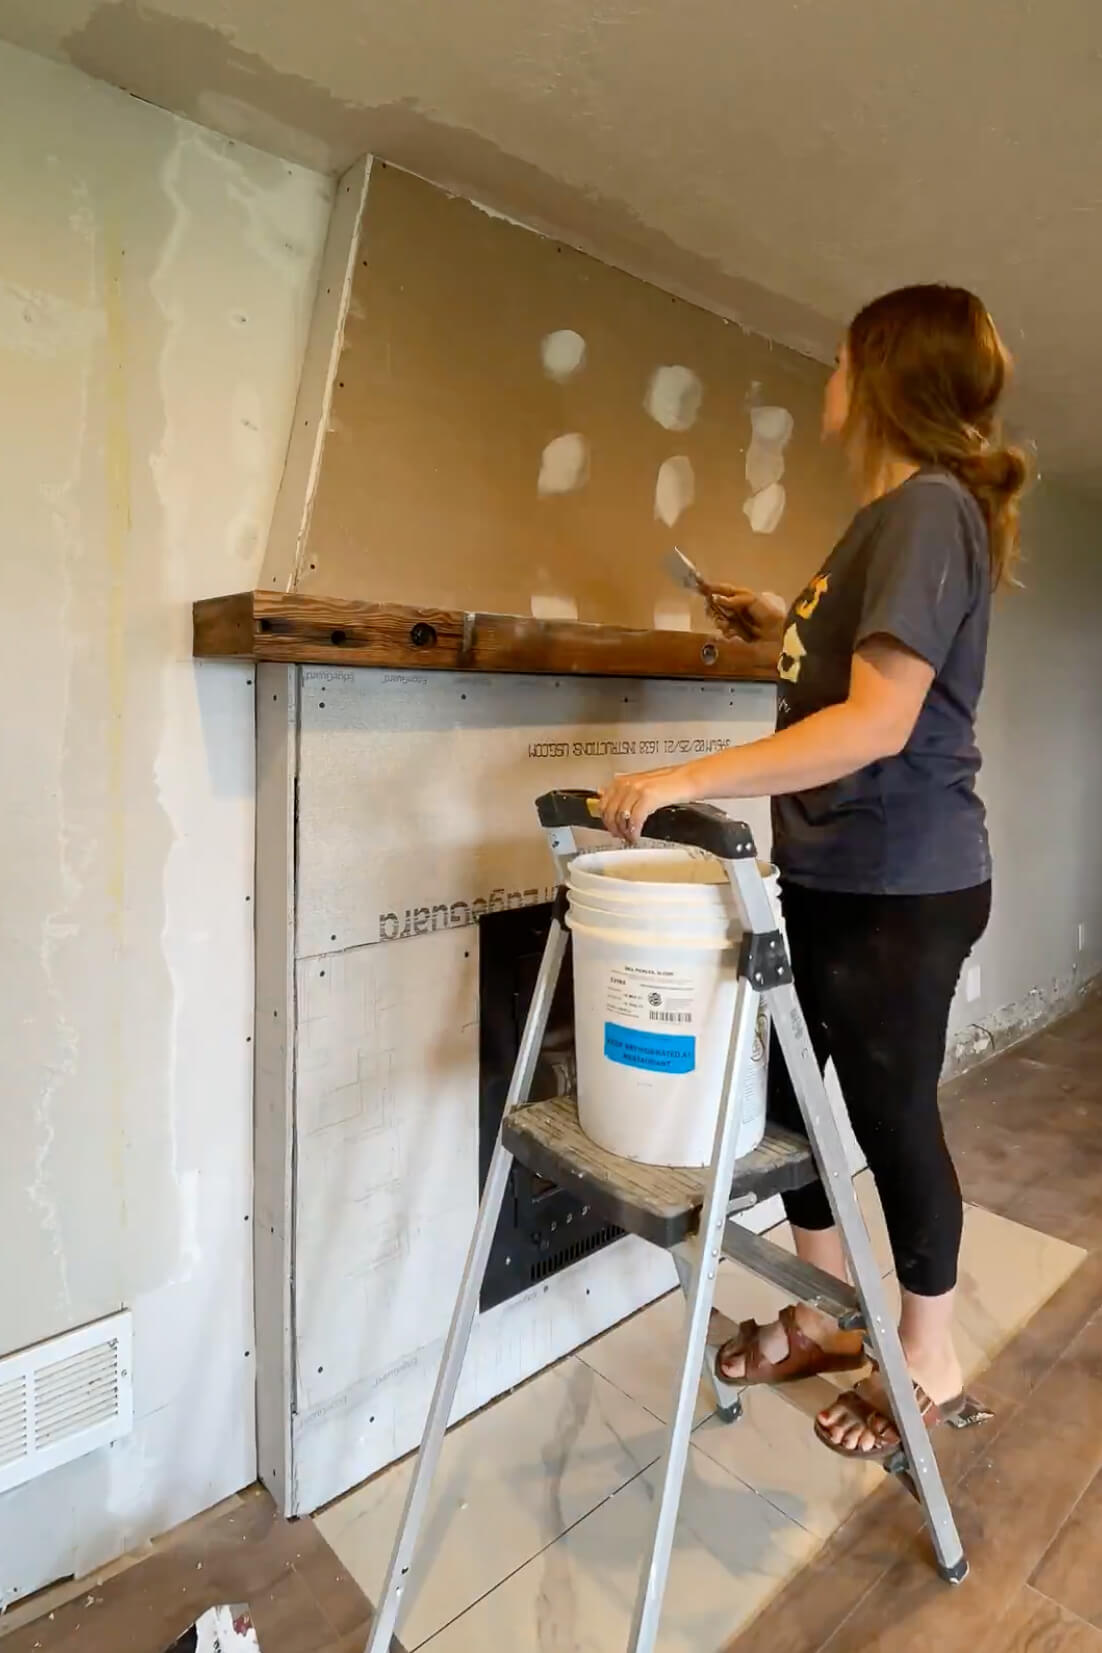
[{"x1": 4, "y1": 0, "x2": 1100, "y2": 485}]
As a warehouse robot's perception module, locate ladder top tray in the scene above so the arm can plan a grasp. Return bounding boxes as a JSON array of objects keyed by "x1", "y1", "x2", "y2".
[{"x1": 502, "y1": 1097, "x2": 817, "y2": 1249}]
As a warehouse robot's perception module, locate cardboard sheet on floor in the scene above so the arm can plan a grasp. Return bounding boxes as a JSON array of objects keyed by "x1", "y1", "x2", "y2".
[{"x1": 162, "y1": 1604, "x2": 261, "y2": 1653}]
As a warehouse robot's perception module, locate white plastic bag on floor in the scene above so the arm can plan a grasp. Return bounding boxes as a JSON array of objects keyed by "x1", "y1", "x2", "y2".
[{"x1": 162, "y1": 1604, "x2": 261, "y2": 1653}]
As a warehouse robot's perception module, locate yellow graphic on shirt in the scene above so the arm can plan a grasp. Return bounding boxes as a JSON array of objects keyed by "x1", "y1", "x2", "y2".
[
  {"x1": 795, "y1": 574, "x2": 829, "y2": 619},
  {"x1": 777, "y1": 622, "x2": 806, "y2": 682},
  {"x1": 778, "y1": 572, "x2": 830, "y2": 682}
]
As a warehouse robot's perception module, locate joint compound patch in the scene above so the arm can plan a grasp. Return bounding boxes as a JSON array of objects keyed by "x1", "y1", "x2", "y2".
[
  {"x1": 541, "y1": 328, "x2": 587, "y2": 382},
  {"x1": 530, "y1": 592, "x2": 579, "y2": 621},
  {"x1": 744, "y1": 481, "x2": 787, "y2": 534},
  {"x1": 538, "y1": 432, "x2": 589, "y2": 495},
  {"x1": 645, "y1": 365, "x2": 703, "y2": 431},
  {"x1": 743, "y1": 405, "x2": 793, "y2": 533},
  {"x1": 745, "y1": 406, "x2": 794, "y2": 491},
  {"x1": 652, "y1": 599, "x2": 693, "y2": 631},
  {"x1": 654, "y1": 455, "x2": 695, "y2": 526}
]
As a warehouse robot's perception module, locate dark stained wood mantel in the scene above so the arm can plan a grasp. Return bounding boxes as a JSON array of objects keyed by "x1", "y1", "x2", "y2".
[{"x1": 193, "y1": 591, "x2": 779, "y2": 682}]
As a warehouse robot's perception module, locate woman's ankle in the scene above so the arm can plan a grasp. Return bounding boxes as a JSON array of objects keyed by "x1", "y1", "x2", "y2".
[
  {"x1": 794, "y1": 1302, "x2": 861, "y2": 1349},
  {"x1": 899, "y1": 1337, "x2": 962, "y2": 1391}
]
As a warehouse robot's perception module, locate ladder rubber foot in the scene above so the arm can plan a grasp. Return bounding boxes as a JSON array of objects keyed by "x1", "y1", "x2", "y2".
[
  {"x1": 937, "y1": 1556, "x2": 969, "y2": 1586},
  {"x1": 715, "y1": 1399, "x2": 743, "y2": 1425}
]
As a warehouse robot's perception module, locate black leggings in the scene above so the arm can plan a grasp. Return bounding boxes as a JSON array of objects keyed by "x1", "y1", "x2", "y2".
[{"x1": 768, "y1": 879, "x2": 991, "y2": 1298}]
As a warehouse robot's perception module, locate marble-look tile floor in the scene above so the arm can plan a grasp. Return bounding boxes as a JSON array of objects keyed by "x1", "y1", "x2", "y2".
[{"x1": 318, "y1": 1170, "x2": 1084, "y2": 1651}]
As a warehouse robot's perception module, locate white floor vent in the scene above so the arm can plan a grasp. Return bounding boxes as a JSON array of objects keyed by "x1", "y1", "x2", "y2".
[{"x1": 0, "y1": 1311, "x2": 132, "y2": 1494}]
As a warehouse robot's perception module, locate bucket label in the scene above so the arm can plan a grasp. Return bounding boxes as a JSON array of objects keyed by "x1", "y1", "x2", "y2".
[
  {"x1": 604, "y1": 1022, "x2": 696, "y2": 1075},
  {"x1": 606, "y1": 967, "x2": 694, "y2": 1031}
]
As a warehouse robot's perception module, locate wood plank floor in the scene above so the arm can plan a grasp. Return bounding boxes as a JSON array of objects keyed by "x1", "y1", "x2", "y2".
[
  {"x1": 729, "y1": 991, "x2": 1102, "y2": 1653},
  {"x1": 0, "y1": 1487, "x2": 394, "y2": 1653}
]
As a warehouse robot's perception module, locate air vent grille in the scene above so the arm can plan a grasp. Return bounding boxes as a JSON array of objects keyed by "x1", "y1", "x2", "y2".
[
  {"x1": 0, "y1": 1312, "x2": 132, "y2": 1494},
  {"x1": 0, "y1": 1377, "x2": 29, "y2": 1469}
]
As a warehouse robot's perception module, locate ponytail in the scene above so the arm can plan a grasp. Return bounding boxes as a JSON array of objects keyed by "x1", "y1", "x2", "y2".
[
  {"x1": 845, "y1": 284, "x2": 1031, "y2": 588},
  {"x1": 945, "y1": 443, "x2": 1030, "y2": 586}
]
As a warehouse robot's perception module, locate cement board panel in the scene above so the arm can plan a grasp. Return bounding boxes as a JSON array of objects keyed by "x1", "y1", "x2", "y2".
[{"x1": 296, "y1": 669, "x2": 777, "y2": 958}]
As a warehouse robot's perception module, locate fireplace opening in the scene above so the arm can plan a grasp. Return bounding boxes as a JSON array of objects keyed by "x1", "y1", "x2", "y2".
[{"x1": 479, "y1": 903, "x2": 624, "y2": 1312}]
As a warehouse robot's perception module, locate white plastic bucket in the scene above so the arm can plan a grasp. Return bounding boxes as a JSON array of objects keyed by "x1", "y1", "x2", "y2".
[{"x1": 566, "y1": 847, "x2": 777, "y2": 1168}]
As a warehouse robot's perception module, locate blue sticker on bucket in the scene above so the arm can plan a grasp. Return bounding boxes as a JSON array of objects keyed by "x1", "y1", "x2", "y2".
[{"x1": 604, "y1": 1022, "x2": 696, "y2": 1075}]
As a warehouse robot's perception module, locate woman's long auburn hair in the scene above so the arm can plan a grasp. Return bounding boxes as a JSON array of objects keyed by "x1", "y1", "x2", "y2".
[{"x1": 843, "y1": 284, "x2": 1029, "y2": 587}]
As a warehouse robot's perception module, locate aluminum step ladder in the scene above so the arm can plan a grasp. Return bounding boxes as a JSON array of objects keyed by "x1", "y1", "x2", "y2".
[{"x1": 365, "y1": 790, "x2": 987, "y2": 1653}]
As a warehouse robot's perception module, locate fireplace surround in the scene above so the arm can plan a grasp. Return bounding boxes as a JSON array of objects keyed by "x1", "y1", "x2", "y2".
[{"x1": 197, "y1": 595, "x2": 781, "y2": 1514}]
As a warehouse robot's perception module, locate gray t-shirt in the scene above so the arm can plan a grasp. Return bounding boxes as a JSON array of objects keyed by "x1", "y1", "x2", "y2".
[{"x1": 771, "y1": 470, "x2": 992, "y2": 895}]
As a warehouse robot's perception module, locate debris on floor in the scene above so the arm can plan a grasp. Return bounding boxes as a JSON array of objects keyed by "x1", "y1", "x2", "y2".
[{"x1": 162, "y1": 1605, "x2": 260, "y2": 1652}]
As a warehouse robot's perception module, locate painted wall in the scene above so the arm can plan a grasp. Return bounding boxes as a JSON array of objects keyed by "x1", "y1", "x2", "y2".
[
  {"x1": 0, "y1": 43, "x2": 330, "y2": 1604},
  {"x1": 949, "y1": 483, "x2": 1102, "y2": 1058}
]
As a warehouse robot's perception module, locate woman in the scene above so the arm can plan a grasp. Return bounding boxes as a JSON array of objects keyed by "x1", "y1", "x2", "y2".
[{"x1": 599, "y1": 284, "x2": 1027, "y2": 1460}]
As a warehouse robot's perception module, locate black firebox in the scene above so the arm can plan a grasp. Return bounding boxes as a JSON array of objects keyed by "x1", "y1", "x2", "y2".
[{"x1": 478, "y1": 902, "x2": 623, "y2": 1312}]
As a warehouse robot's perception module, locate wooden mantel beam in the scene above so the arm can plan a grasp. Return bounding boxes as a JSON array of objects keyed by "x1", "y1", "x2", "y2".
[{"x1": 193, "y1": 591, "x2": 779, "y2": 683}]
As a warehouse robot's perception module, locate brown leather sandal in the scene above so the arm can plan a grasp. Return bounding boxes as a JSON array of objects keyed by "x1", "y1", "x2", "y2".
[
  {"x1": 813, "y1": 1377, "x2": 967, "y2": 1463},
  {"x1": 715, "y1": 1304, "x2": 867, "y2": 1387}
]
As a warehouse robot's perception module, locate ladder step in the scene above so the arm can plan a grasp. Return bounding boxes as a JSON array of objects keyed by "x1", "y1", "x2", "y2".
[
  {"x1": 721, "y1": 1222, "x2": 864, "y2": 1328},
  {"x1": 502, "y1": 1097, "x2": 818, "y2": 1249}
]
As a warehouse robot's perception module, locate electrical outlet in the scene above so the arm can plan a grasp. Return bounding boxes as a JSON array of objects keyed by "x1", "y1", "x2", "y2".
[
  {"x1": 1078, "y1": 922, "x2": 1087, "y2": 954},
  {"x1": 965, "y1": 965, "x2": 982, "y2": 1004}
]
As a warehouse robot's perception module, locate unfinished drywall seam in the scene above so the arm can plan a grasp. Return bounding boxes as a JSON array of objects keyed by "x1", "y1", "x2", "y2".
[
  {"x1": 101, "y1": 218, "x2": 134, "y2": 1248},
  {"x1": 24, "y1": 354, "x2": 93, "y2": 1329},
  {"x1": 261, "y1": 154, "x2": 369, "y2": 591}
]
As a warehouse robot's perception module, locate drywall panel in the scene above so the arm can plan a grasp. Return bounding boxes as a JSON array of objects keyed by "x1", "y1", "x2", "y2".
[
  {"x1": 0, "y1": 42, "x2": 329, "y2": 1605},
  {"x1": 286, "y1": 164, "x2": 853, "y2": 626}
]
